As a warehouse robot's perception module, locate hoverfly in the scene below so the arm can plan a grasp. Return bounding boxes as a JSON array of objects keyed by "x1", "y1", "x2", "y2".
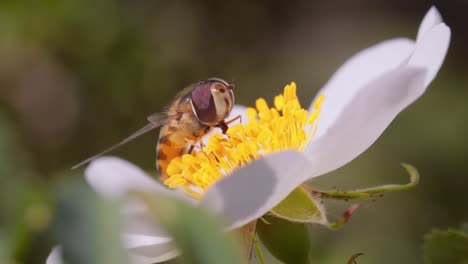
[{"x1": 72, "y1": 78, "x2": 238, "y2": 179}]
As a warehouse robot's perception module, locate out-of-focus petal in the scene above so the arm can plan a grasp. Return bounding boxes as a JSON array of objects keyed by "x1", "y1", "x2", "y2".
[
  {"x1": 123, "y1": 234, "x2": 178, "y2": 264},
  {"x1": 310, "y1": 38, "x2": 415, "y2": 140},
  {"x1": 46, "y1": 246, "x2": 62, "y2": 264},
  {"x1": 201, "y1": 151, "x2": 313, "y2": 229},
  {"x1": 84, "y1": 157, "x2": 185, "y2": 200},
  {"x1": 128, "y1": 249, "x2": 179, "y2": 264},
  {"x1": 123, "y1": 234, "x2": 173, "y2": 249},
  {"x1": 304, "y1": 68, "x2": 426, "y2": 176},
  {"x1": 122, "y1": 208, "x2": 171, "y2": 238},
  {"x1": 417, "y1": 6, "x2": 442, "y2": 42}
]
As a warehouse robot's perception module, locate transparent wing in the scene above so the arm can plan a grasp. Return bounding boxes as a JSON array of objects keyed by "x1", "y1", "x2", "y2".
[
  {"x1": 71, "y1": 113, "x2": 171, "y2": 170},
  {"x1": 147, "y1": 112, "x2": 167, "y2": 124}
]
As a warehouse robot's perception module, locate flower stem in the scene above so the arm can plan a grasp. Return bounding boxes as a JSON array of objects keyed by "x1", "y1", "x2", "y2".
[
  {"x1": 254, "y1": 235, "x2": 266, "y2": 264},
  {"x1": 237, "y1": 220, "x2": 257, "y2": 263},
  {"x1": 328, "y1": 204, "x2": 362, "y2": 230},
  {"x1": 347, "y1": 253, "x2": 364, "y2": 264},
  {"x1": 307, "y1": 163, "x2": 419, "y2": 201}
]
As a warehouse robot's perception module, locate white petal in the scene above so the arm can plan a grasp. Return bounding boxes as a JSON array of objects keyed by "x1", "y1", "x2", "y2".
[
  {"x1": 201, "y1": 151, "x2": 312, "y2": 229},
  {"x1": 202, "y1": 69, "x2": 426, "y2": 230},
  {"x1": 122, "y1": 205, "x2": 172, "y2": 238},
  {"x1": 305, "y1": 9, "x2": 450, "y2": 177},
  {"x1": 311, "y1": 38, "x2": 415, "y2": 140},
  {"x1": 84, "y1": 158, "x2": 192, "y2": 263},
  {"x1": 124, "y1": 234, "x2": 179, "y2": 264},
  {"x1": 128, "y1": 249, "x2": 179, "y2": 264},
  {"x1": 123, "y1": 233, "x2": 173, "y2": 248},
  {"x1": 84, "y1": 156, "x2": 185, "y2": 200},
  {"x1": 46, "y1": 246, "x2": 63, "y2": 264},
  {"x1": 417, "y1": 6, "x2": 443, "y2": 42},
  {"x1": 408, "y1": 23, "x2": 451, "y2": 87},
  {"x1": 304, "y1": 68, "x2": 427, "y2": 176}
]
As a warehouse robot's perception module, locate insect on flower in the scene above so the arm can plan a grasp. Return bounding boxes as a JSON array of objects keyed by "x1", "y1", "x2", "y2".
[{"x1": 72, "y1": 78, "x2": 239, "y2": 179}]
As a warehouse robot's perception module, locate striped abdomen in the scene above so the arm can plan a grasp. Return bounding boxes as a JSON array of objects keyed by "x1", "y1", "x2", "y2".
[
  {"x1": 156, "y1": 114, "x2": 210, "y2": 179},
  {"x1": 156, "y1": 124, "x2": 188, "y2": 180}
]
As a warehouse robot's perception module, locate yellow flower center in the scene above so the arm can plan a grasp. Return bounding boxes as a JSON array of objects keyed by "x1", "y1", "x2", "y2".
[{"x1": 163, "y1": 82, "x2": 325, "y2": 199}]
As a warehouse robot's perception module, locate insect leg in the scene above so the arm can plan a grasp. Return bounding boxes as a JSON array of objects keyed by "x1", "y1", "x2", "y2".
[
  {"x1": 226, "y1": 114, "x2": 242, "y2": 125},
  {"x1": 217, "y1": 121, "x2": 229, "y2": 134},
  {"x1": 187, "y1": 144, "x2": 195, "y2": 154},
  {"x1": 199, "y1": 140, "x2": 206, "y2": 149},
  {"x1": 217, "y1": 115, "x2": 242, "y2": 134}
]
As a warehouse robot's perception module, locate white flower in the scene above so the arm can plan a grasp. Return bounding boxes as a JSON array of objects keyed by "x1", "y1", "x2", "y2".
[
  {"x1": 46, "y1": 246, "x2": 62, "y2": 264},
  {"x1": 48, "y1": 6, "x2": 450, "y2": 264}
]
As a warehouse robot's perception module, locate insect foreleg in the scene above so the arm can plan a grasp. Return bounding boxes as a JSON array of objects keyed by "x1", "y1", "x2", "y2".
[
  {"x1": 216, "y1": 114, "x2": 242, "y2": 134},
  {"x1": 187, "y1": 144, "x2": 195, "y2": 154},
  {"x1": 226, "y1": 114, "x2": 242, "y2": 125}
]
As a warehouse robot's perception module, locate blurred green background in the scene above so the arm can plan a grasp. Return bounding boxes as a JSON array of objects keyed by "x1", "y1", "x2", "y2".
[{"x1": 0, "y1": 0, "x2": 467, "y2": 263}]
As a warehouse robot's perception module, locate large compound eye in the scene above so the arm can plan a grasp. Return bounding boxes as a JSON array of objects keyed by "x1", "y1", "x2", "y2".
[{"x1": 190, "y1": 81, "x2": 217, "y2": 123}]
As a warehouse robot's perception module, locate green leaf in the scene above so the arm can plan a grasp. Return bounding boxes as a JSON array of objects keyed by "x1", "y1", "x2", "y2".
[
  {"x1": 257, "y1": 215, "x2": 310, "y2": 264},
  {"x1": 270, "y1": 186, "x2": 327, "y2": 224},
  {"x1": 136, "y1": 192, "x2": 243, "y2": 264},
  {"x1": 53, "y1": 182, "x2": 127, "y2": 264},
  {"x1": 423, "y1": 226, "x2": 468, "y2": 264},
  {"x1": 269, "y1": 186, "x2": 361, "y2": 230},
  {"x1": 309, "y1": 163, "x2": 420, "y2": 201}
]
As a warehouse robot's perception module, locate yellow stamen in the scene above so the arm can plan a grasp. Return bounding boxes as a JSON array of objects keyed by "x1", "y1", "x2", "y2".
[{"x1": 163, "y1": 82, "x2": 325, "y2": 199}]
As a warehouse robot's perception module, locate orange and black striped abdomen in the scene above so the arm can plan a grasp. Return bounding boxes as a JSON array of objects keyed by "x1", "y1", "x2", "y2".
[
  {"x1": 156, "y1": 124, "x2": 188, "y2": 180},
  {"x1": 156, "y1": 117, "x2": 210, "y2": 179}
]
